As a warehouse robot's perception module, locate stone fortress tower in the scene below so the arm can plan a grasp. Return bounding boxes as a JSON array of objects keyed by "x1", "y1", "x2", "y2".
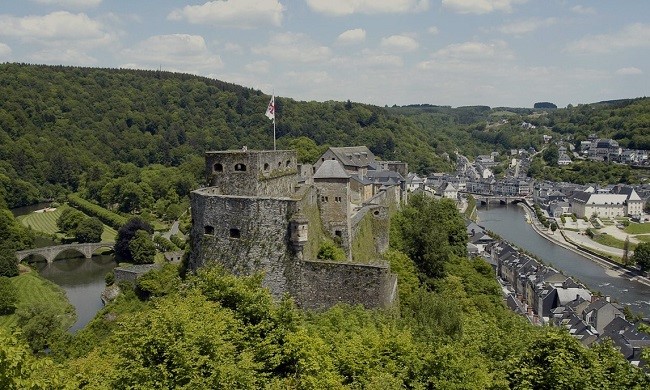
[{"x1": 189, "y1": 147, "x2": 401, "y2": 309}]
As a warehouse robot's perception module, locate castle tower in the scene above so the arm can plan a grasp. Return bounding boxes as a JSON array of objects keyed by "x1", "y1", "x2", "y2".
[
  {"x1": 205, "y1": 149, "x2": 297, "y2": 197},
  {"x1": 313, "y1": 160, "x2": 352, "y2": 259}
]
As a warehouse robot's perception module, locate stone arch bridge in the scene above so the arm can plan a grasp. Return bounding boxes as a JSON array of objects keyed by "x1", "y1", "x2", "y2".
[{"x1": 15, "y1": 242, "x2": 115, "y2": 263}]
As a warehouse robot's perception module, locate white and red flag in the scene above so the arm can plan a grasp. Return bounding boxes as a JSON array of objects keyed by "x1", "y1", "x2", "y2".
[{"x1": 265, "y1": 95, "x2": 275, "y2": 121}]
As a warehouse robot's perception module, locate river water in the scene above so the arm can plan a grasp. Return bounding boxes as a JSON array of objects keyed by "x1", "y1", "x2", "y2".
[
  {"x1": 12, "y1": 204, "x2": 117, "y2": 332},
  {"x1": 477, "y1": 205, "x2": 650, "y2": 317}
]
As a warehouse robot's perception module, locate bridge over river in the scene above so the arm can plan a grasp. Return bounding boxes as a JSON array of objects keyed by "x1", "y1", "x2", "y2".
[{"x1": 16, "y1": 242, "x2": 115, "y2": 263}]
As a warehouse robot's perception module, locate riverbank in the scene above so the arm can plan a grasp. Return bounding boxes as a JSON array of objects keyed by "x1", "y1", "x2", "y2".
[
  {"x1": 0, "y1": 267, "x2": 76, "y2": 330},
  {"x1": 521, "y1": 205, "x2": 650, "y2": 287}
]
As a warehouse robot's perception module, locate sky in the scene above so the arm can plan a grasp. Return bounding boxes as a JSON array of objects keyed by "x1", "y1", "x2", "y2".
[{"x1": 0, "y1": 0, "x2": 648, "y2": 108}]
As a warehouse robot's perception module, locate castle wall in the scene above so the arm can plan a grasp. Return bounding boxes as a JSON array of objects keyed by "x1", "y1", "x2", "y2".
[
  {"x1": 298, "y1": 260, "x2": 397, "y2": 310},
  {"x1": 350, "y1": 205, "x2": 389, "y2": 264},
  {"x1": 189, "y1": 190, "x2": 300, "y2": 299}
]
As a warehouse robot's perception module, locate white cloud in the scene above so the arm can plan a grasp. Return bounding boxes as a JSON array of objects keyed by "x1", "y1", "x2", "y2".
[
  {"x1": 567, "y1": 23, "x2": 650, "y2": 54},
  {"x1": 168, "y1": 0, "x2": 284, "y2": 28},
  {"x1": 122, "y1": 34, "x2": 223, "y2": 72},
  {"x1": 427, "y1": 26, "x2": 439, "y2": 35},
  {"x1": 571, "y1": 5, "x2": 595, "y2": 15},
  {"x1": 0, "y1": 11, "x2": 113, "y2": 47},
  {"x1": 306, "y1": 0, "x2": 429, "y2": 16},
  {"x1": 224, "y1": 42, "x2": 243, "y2": 53},
  {"x1": 30, "y1": 0, "x2": 102, "y2": 7},
  {"x1": 30, "y1": 48, "x2": 97, "y2": 65},
  {"x1": 245, "y1": 60, "x2": 270, "y2": 74},
  {"x1": 337, "y1": 28, "x2": 366, "y2": 45},
  {"x1": 429, "y1": 40, "x2": 513, "y2": 61},
  {"x1": 331, "y1": 50, "x2": 404, "y2": 68},
  {"x1": 380, "y1": 35, "x2": 419, "y2": 52},
  {"x1": 252, "y1": 32, "x2": 331, "y2": 63},
  {"x1": 0, "y1": 43, "x2": 11, "y2": 57},
  {"x1": 498, "y1": 17, "x2": 557, "y2": 35},
  {"x1": 615, "y1": 67, "x2": 643, "y2": 76},
  {"x1": 442, "y1": 0, "x2": 526, "y2": 15}
]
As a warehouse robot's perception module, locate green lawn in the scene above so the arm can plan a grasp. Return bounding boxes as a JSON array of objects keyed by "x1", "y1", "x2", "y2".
[
  {"x1": 636, "y1": 234, "x2": 650, "y2": 243},
  {"x1": 592, "y1": 233, "x2": 637, "y2": 251},
  {"x1": 17, "y1": 205, "x2": 117, "y2": 242},
  {"x1": 625, "y1": 222, "x2": 650, "y2": 235},
  {"x1": 0, "y1": 269, "x2": 75, "y2": 330}
]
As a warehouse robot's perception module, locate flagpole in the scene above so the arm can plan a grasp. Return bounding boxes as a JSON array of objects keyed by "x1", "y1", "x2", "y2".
[{"x1": 272, "y1": 89, "x2": 276, "y2": 151}]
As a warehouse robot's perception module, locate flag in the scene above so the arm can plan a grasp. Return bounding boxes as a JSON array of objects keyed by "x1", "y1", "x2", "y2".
[{"x1": 265, "y1": 95, "x2": 275, "y2": 121}]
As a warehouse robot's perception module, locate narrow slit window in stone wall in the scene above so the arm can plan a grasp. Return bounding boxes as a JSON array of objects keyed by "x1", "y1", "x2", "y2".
[
  {"x1": 264, "y1": 163, "x2": 269, "y2": 171},
  {"x1": 214, "y1": 163, "x2": 223, "y2": 172},
  {"x1": 229, "y1": 228, "x2": 241, "y2": 238},
  {"x1": 204, "y1": 225, "x2": 215, "y2": 234},
  {"x1": 234, "y1": 163, "x2": 247, "y2": 171}
]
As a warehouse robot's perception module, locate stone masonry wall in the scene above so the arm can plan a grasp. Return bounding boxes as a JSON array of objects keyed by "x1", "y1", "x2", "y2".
[
  {"x1": 298, "y1": 260, "x2": 397, "y2": 310},
  {"x1": 206, "y1": 150, "x2": 297, "y2": 197},
  {"x1": 189, "y1": 190, "x2": 300, "y2": 299}
]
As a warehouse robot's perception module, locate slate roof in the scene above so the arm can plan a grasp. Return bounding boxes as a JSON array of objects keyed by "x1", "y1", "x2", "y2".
[
  {"x1": 328, "y1": 146, "x2": 376, "y2": 168},
  {"x1": 313, "y1": 160, "x2": 350, "y2": 180}
]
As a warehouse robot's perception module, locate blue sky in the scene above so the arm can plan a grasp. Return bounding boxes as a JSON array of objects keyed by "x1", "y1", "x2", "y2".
[{"x1": 0, "y1": 0, "x2": 648, "y2": 108}]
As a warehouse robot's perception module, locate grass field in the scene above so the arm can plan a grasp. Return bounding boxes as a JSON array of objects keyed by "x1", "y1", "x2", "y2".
[
  {"x1": 17, "y1": 205, "x2": 117, "y2": 242},
  {"x1": 625, "y1": 222, "x2": 650, "y2": 235},
  {"x1": 0, "y1": 268, "x2": 75, "y2": 330},
  {"x1": 592, "y1": 233, "x2": 637, "y2": 251}
]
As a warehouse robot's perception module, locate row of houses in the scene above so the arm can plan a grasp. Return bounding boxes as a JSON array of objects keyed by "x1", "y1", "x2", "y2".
[
  {"x1": 408, "y1": 172, "x2": 534, "y2": 198},
  {"x1": 579, "y1": 138, "x2": 649, "y2": 165},
  {"x1": 490, "y1": 238, "x2": 649, "y2": 366}
]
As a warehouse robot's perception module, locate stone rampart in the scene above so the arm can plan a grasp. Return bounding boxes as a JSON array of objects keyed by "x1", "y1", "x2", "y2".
[{"x1": 298, "y1": 260, "x2": 397, "y2": 310}]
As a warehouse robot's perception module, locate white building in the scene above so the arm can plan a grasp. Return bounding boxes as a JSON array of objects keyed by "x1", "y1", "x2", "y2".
[{"x1": 571, "y1": 187, "x2": 644, "y2": 218}]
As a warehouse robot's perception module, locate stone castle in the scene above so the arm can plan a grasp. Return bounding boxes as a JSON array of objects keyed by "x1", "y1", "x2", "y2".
[{"x1": 188, "y1": 146, "x2": 406, "y2": 309}]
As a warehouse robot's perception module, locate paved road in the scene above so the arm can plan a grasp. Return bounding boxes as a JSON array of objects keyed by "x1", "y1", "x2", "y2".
[{"x1": 162, "y1": 220, "x2": 180, "y2": 240}]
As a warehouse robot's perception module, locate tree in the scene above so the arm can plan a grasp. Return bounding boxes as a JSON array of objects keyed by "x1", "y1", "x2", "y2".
[
  {"x1": 631, "y1": 242, "x2": 650, "y2": 271},
  {"x1": 129, "y1": 230, "x2": 156, "y2": 264},
  {"x1": 0, "y1": 277, "x2": 18, "y2": 315},
  {"x1": 56, "y1": 208, "x2": 85, "y2": 236},
  {"x1": 115, "y1": 217, "x2": 153, "y2": 261},
  {"x1": 550, "y1": 222, "x2": 558, "y2": 233},
  {"x1": 15, "y1": 303, "x2": 70, "y2": 354},
  {"x1": 0, "y1": 250, "x2": 19, "y2": 277},
  {"x1": 542, "y1": 145, "x2": 559, "y2": 166},
  {"x1": 622, "y1": 236, "x2": 631, "y2": 266},
  {"x1": 74, "y1": 217, "x2": 103, "y2": 243}
]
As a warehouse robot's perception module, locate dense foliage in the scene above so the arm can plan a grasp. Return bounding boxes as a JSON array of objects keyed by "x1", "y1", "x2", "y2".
[
  {"x1": 632, "y1": 242, "x2": 650, "y2": 271},
  {"x1": 114, "y1": 217, "x2": 153, "y2": 262}
]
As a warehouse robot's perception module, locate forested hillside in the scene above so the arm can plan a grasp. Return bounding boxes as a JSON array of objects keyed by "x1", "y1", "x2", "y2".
[{"x1": 0, "y1": 64, "x2": 457, "y2": 209}]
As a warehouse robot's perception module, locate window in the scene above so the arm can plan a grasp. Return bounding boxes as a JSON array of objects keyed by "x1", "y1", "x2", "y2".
[
  {"x1": 214, "y1": 163, "x2": 223, "y2": 172},
  {"x1": 335, "y1": 196, "x2": 342, "y2": 203},
  {"x1": 335, "y1": 230, "x2": 342, "y2": 237},
  {"x1": 204, "y1": 225, "x2": 214, "y2": 235},
  {"x1": 234, "y1": 163, "x2": 247, "y2": 171},
  {"x1": 229, "y1": 228, "x2": 241, "y2": 238},
  {"x1": 321, "y1": 196, "x2": 329, "y2": 202},
  {"x1": 286, "y1": 160, "x2": 291, "y2": 167},
  {"x1": 264, "y1": 163, "x2": 269, "y2": 171}
]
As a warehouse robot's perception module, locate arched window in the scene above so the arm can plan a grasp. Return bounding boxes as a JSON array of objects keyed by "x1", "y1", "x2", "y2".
[
  {"x1": 229, "y1": 228, "x2": 241, "y2": 239},
  {"x1": 234, "y1": 163, "x2": 247, "y2": 171},
  {"x1": 204, "y1": 225, "x2": 215, "y2": 235},
  {"x1": 214, "y1": 163, "x2": 223, "y2": 172},
  {"x1": 264, "y1": 163, "x2": 270, "y2": 171},
  {"x1": 286, "y1": 160, "x2": 291, "y2": 167}
]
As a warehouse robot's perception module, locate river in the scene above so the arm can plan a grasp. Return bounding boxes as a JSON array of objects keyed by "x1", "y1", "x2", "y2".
[
  {"x1": 12, "y1": 204, "x2": 117, "y2": 332},
  {"x1": 478, "y1": 205, "x2": 650, "y2": 317}
]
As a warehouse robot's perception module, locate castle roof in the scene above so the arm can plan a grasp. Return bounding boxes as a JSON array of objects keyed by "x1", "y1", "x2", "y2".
[
  {"x1": 328, "y1": 146, "x2": 376, "y2": 168},
  {"x1": 313, "y1": 159, "x2": 350, "y2": 180}
]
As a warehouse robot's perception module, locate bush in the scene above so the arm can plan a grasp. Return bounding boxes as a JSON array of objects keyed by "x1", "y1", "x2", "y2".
[
  {"x1": 170, "y1": 234, "x2": 186, "y2": 250},
  {"x1": 0, "y1": 251, "x2": 19, "y2": 277},
  {"x1": 105, "y1": 271, "x2": 115, "y2": 286},
  {"x1": 0, "y1": 276, "x2": 18, "y2": 314},
  {"x1": 317, "y1": 240, "x2": 346, "y2": 261},
  {"x1": 153, "y1": 235, "x2": 177, "y2": 252}
]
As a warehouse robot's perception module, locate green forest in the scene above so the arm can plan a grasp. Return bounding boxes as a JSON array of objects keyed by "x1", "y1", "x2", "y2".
[{"x1": 1, "y1": 64, "x2": 650, "y2": 388}]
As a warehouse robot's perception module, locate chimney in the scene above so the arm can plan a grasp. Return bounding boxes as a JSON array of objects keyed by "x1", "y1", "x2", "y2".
[{"x1": 605, "y1": 296, "x2": 610, "y2": 303}]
